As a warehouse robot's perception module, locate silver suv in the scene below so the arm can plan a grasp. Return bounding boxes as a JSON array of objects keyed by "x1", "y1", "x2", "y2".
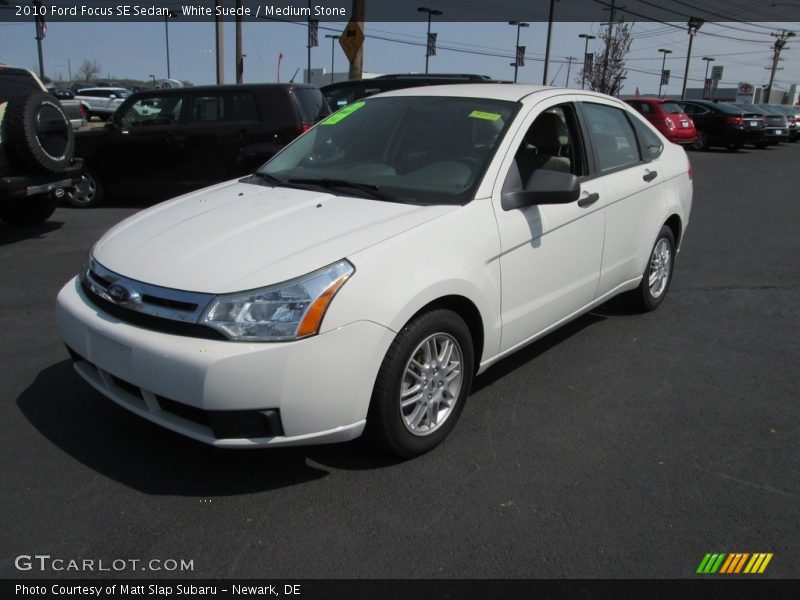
[{"x1": 75, "y1": 87, "x2": 130, "y2": 121}]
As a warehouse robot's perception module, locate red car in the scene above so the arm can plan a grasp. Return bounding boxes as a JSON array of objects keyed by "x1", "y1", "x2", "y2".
[{"x1": 625, "y1": 98, "x2": 697, "y2": 145}]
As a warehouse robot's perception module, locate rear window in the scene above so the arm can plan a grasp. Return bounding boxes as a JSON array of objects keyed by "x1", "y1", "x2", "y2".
[
  {"x1": 660, "y1": 102, "x2": 683, "y2": 114},
  {"x1": 292, "y1": 88, "x2": 329, "y2": 124}
]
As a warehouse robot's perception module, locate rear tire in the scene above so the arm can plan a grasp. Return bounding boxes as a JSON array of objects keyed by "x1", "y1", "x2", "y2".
[
  {"x1": 367, "y1": 309, "x2": 474, "y2": 458},
  {"x1": 691, "y1": 130, "x2": 708, "y2": 151},
  {"x1": 0, "y1": 194, "x2": 56, "y2": 227},
  {"x1": 627, "y1": 226, "x2": 676, "y2": 312},
  {"x1": 65, "y1": 167, "x2": 104, "y2": 208}
]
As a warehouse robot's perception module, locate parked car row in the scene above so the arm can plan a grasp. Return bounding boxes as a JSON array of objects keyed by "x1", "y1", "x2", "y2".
[{"x1": 626, "y1": 96, "x2": 799, "y2": 152}]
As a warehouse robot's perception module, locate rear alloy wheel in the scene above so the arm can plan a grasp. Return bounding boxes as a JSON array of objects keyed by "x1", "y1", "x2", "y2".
[
  {"x1": 691, "y1": 130, "x2": 708, "y2": 151},
  {"x1": 367, "y1": 309, "x2": 474, "y2": 458},
  {"x1": 628, "y1": 225, "x2": 676, "y2": 312},
  {"x1": 65, "y1": 167, "x2": 103, "y2": 208}
]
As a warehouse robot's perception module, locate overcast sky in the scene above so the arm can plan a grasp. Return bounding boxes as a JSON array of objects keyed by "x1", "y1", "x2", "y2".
[{"x1": 1, "y1": 19, "x2": 798, "y2": 95}]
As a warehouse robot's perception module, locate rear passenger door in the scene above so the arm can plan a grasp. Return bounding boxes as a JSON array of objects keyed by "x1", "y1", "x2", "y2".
[{"x1": 578, "y1": 100, "x2": 667, "y2": 298}]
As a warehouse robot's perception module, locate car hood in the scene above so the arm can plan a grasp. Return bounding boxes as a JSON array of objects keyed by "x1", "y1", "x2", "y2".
[{"x1": 93, "y1": 178, "x2": 457, "y2": 293}]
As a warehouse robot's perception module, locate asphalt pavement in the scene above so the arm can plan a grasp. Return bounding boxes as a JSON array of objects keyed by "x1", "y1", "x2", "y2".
[{"x1": 1, "y1": 142, "x2": 798, "y2": 579}]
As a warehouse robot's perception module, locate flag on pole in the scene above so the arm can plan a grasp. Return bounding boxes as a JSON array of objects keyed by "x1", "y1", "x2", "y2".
[
  {"x1": 516, "y1": 46, "x2": 526, "y2": 67},
  {"x1": 308, "y1": 20, "x2": 319, "y2": 48},
  {"x1": 427, "y1": 32, "x2": 437, "y2": 57}
]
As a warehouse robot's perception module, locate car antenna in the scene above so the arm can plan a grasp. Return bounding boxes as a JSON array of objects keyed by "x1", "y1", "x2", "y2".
[{"x1": 289, "y1": 68, "x2": 300, "y2": 83}]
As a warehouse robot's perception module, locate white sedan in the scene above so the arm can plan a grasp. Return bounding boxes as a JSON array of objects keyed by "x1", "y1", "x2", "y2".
[{"x1": 56, "y1": 84, "x2": 692, "y2": 457}]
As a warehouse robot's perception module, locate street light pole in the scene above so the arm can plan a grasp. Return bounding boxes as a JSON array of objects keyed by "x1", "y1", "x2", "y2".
[
  {"x1": 164, "y1": 13, "x2": 172, "y2": 79},
  {"x1": 418, "y1": 7, "x2": 442, "y2": 74},
  {"x1": 325, "y1": 34, "x2": 340, "y2": 84},
  {"x1": 657, "y1": 48, "x2": 672, "y2": 98},
  {"x1": 578, "y1": 34, "x2": 595, "y2": 89},
  {"x1": 681, "y1": 17, "x2": 704, "y2": 101},
  {"x1": 701, "y1": 57, "x2": 714, "y2": 99},
  {"x1": 508, "y1": 21, "x2": 529, "y2": 83}
]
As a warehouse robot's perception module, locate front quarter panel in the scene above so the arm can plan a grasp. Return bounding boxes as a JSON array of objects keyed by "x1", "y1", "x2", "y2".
[{"x1": 323, "y1": 198, "x2": 503, "y2": 368}]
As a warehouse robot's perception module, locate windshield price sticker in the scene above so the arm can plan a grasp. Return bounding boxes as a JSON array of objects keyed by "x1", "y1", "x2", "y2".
[
  {"x1": 322, "y1": 101, "x2": 366, "y2": 125},
  {"x1": 469, "y1": 110, "x2": 502, "y2": 121}
]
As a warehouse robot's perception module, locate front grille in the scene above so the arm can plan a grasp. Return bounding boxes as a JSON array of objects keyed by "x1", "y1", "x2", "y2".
[
  {"x1": 81, "y1": 259, "x2": 226, "y2": 340},
  {"x1": 82, "y1": 285, "x2": 227, "y2": 340}
]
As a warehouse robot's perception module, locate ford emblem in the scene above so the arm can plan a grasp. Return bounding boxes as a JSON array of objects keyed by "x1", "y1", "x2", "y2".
[{"x1": 107, "y1": 283, "x2": 131, "y2": 303}]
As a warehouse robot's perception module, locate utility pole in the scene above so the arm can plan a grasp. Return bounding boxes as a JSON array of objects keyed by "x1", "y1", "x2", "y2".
[
  {"x1": 681, "y1": 17, "x2": 704, "y2": 100},
  {"x1": 657, "y1": 48, "x2": 672, "y2": 98},
  {"x1": 215, "y1": 0, "x2": 224, "y2": 84},
  {"x1": 348, "y1": 0, "x2": 364, "y2": 80},
  {"x1": 33, "y1": 0, "x2": 45, "y2": 80},
  {"x1": 765, "y1": 30, "x2": 795, "y2": 103},
  {"x1": 542, "y1": 0, "x2": 557, "y2": 85},
  {"x1": 236, "y1": 0, "x2": 244, "y2": 83},
  {"x1": 578, "y1": 33, "x2": 595, "y2": 90},
  {"x1": 508, "y1": 21, "x2": 529, "y2": 83},
  {"x1": 564, "y1": 56, "x2": 575, "y2": 88}
]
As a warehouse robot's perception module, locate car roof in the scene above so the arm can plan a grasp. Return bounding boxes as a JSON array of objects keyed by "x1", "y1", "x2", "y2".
[
  {"x1": 372, "y1": 83, "x2": 618, "y2": 103},
  {"x1": 77, "y1": 87, "x2": 128, "y2": 92},
  {"x1": 126, "y1": 83, "x2": 317, "y2": 96}
]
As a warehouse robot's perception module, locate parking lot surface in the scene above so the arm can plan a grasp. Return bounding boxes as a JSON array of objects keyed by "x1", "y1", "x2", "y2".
[{"x1": 1, "y1": 144, "x2": 798, "y2": 579}]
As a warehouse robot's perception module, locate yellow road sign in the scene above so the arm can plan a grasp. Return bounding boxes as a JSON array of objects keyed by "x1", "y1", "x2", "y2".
[{"x1": 339, "y1": 19, "x2": 364, "y2": 63}]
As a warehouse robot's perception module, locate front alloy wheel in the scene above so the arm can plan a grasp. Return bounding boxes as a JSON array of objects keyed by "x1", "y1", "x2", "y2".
[{"x1": 368, "y1": 309, "x2": 474, "y2": 457}]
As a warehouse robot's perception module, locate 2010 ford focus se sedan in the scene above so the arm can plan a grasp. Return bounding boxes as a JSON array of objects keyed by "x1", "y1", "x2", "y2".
[{"x1": 57, "y1": 84, "x2": 693, "y2": 457}]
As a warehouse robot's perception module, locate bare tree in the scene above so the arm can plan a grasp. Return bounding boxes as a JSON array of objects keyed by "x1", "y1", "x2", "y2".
[
  {"x1": 76, "y1": 59, "x2": 102, "y2": 82},
  {"x1": 577, "y1": 22, "x2": 634, "y2": 96}
]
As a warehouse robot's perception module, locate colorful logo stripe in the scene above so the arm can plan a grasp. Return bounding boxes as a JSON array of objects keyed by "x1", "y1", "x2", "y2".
[{"x1": 697, "y1": 553, "x2": 773, "y2": 574}]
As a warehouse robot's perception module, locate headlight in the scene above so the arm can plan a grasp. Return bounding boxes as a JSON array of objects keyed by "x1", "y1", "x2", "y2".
[{"x1": 200, "y1": 260, "x2": 354, "y2": 342}]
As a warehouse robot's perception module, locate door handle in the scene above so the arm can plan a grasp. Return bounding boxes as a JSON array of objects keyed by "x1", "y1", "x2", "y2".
[
  {"x1": 643, "y1": 170, "x2": 658, "y2": 182},
  {"x1": 577, "y1": 192, "x2": 599, "y2": 207}
]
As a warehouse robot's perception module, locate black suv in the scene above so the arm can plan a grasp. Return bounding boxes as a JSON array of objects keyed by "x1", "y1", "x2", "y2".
[
  {"x1": 68, "y1": 83, "x2": 330, "y2": 207},
  {"x1": 321, "y1": 74, "x2": 496, "y2": 110}
]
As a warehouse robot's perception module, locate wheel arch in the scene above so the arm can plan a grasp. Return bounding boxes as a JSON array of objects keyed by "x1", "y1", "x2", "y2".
[
  {"x1": 404, "y1": 295, "x2": 485, "y2": 374},
  {"x1": 664, "y1": 213, "x2": 683, "y2": 249}
]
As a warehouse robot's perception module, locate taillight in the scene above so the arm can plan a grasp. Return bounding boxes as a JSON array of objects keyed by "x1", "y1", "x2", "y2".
[
  {"x1": 299, "y1": 122, "x2": 313, "y2": 134},
  {"x1": 687, "y1": 158, "x2": 693, "y2": 181},
  {"x1": 725, "y1": 115, "x2": 743, "y2": 126},
  {"x1": 663, "y1": 117, "x2": 676, "y2": 130},
  {"x1": 79, "y1": 104, "x2": 87, "y2": 118}
]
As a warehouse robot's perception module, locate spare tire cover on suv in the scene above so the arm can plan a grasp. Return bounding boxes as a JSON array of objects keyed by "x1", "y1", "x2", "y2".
[{"x1": 1, "y1": 90, "x2": 74, "y2": 173}]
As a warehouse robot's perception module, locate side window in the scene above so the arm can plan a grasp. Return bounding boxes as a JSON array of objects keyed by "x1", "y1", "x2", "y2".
[
  {"x1": 191, "y1": 95, "x2": 223, "y2": 122},
  {"x1": 581, "y1": 102, "x2": 641, "y2": 173},
  {"x1": 119, "y1": 95, "x2": 183, "y2": 128},
  {"x1": 227, "y1": 94, "x2": 258, "y2": 121},
  {"x1": 505, "y1": 103, "x2": 584, "y2": 192},
  {"x1": 680, "y1": 104, "x2": 696, "y2": 115},
  {"x1": 639, "y1": 103, "x2": 652, "y2": 114},
  {"x1": 631, "y1": 116, "x2": 664, "y2": 161}
]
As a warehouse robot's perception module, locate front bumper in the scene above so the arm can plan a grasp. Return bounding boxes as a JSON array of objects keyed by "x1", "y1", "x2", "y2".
[{"x1": 56, "y1": 277, "x2": 395, "y2": 448}]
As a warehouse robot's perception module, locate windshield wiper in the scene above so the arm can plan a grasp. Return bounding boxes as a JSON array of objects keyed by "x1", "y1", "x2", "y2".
[{"x1": 288, "y1": 178, "x2": 394, "y2": 201}]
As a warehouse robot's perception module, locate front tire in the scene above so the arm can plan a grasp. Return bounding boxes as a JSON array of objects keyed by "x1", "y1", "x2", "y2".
[
  {"x1": 628, "y1": 226, "x2": 676, "y2": 312},
  {"x1": 367, "y1": 309, "x2": 474, "y2": 458}
]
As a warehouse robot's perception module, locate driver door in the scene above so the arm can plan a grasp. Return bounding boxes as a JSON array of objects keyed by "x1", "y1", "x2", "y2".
[{"x1": 491, "y1": 98, "x2": 605, "y2": 353}]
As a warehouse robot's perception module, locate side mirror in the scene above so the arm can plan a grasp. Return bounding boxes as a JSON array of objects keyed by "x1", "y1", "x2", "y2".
[{"x1": 502, "y1": 170, "x2": 581, "y2": 211}]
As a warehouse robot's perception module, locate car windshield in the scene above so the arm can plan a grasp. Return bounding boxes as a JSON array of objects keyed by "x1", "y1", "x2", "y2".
[
  {"x1": 660, "y1": 102, "x2": 684, "y2": 114},
  {"x1": 258, "y1": 96, "x2": 519, "y2": 205}
]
